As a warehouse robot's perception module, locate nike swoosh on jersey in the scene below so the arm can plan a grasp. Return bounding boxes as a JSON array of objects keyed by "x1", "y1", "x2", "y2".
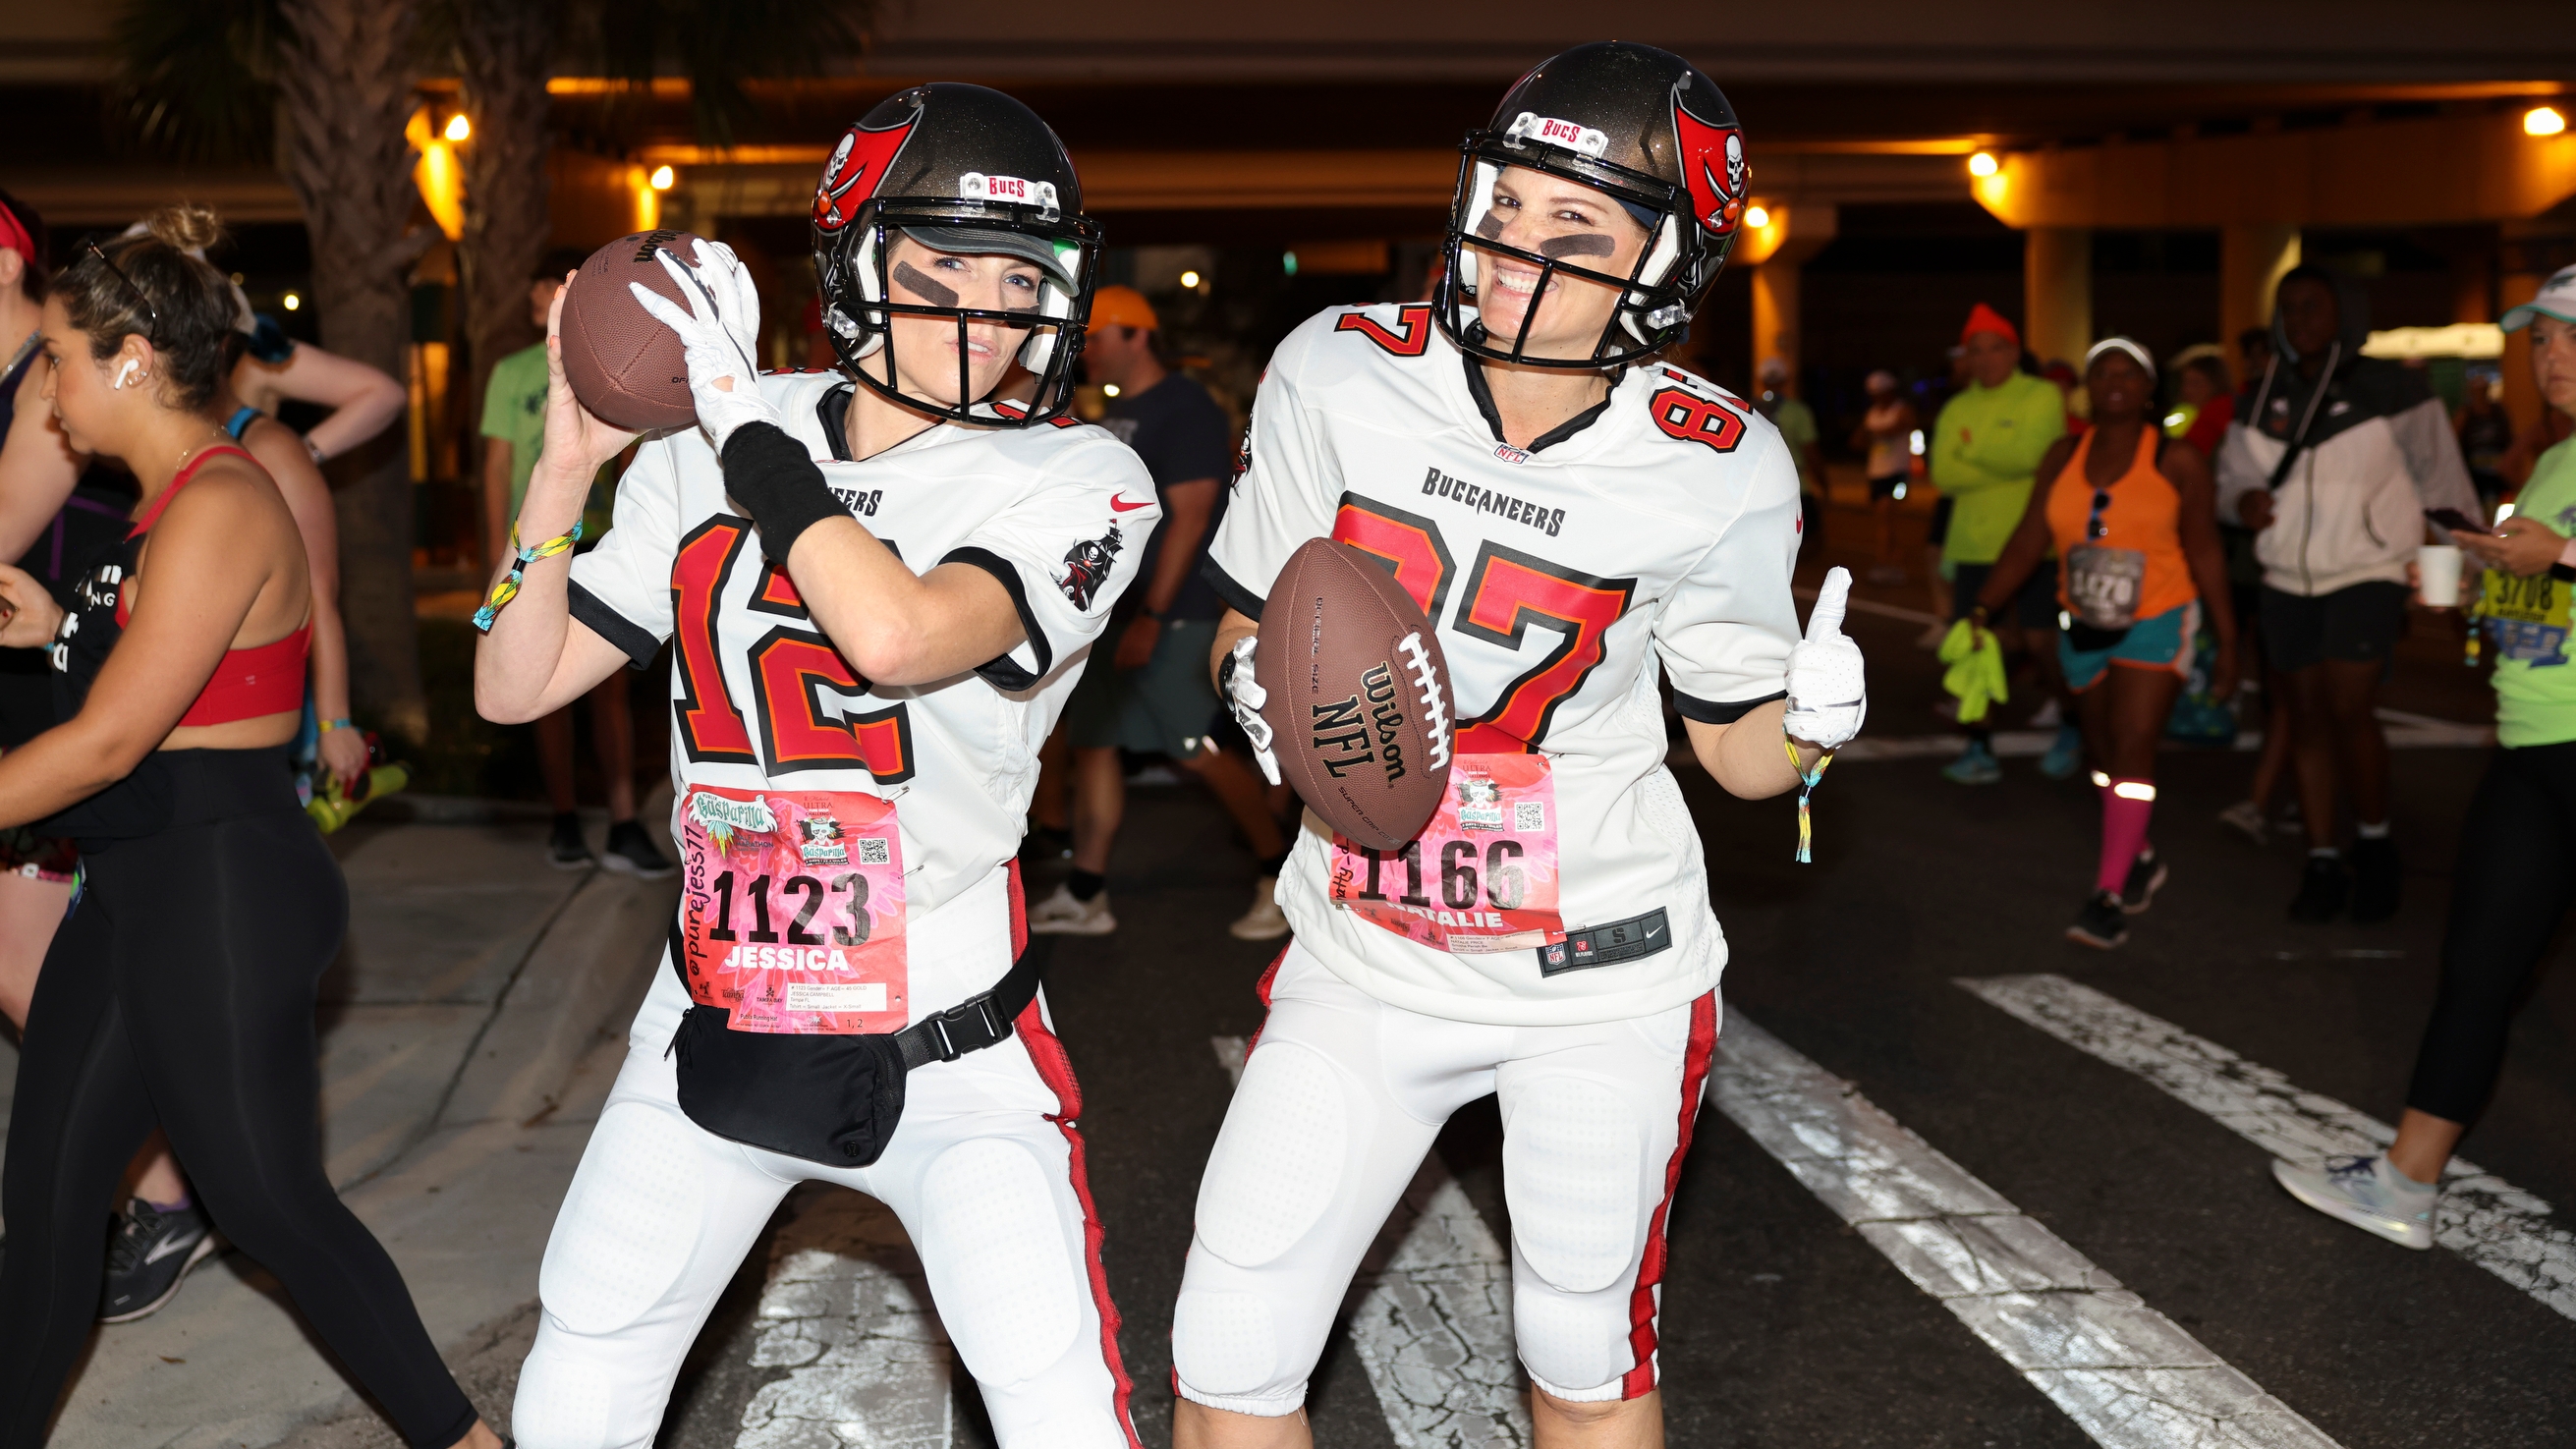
[
  {"x1": 1108, "y1": 494, "x2": 1153, "y2": 512},
  {"x1": 142, "y1": 1232, "x2": 204, "y2": 1265}
]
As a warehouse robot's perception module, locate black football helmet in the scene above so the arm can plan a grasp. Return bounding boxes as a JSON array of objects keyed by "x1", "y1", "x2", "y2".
[
  {"x1": 1436, "y1": 42, "x2": 1747, "y2": 369},
  {"x1": 811, "y1": 84, "x2": 1104, "y2": 425}
]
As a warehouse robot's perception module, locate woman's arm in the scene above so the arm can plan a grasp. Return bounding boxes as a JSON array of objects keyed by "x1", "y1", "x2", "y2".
[
  {"x1": 1682, "y1": 700, "x2": 1815, "y2": 801},
  {"x1": 2166, "y1": 442, "x2": 2239, "y2": 700},
  {"x1": 784, "y1": 519, "x2": 1024, "y2": 687},
  {"x1": 244, "y1": 416, "x2": 365, "y2": 780},
  {"x1": 0, "y1": 469, "x2": 290, "y2": 827},
  {"x1": 1974, "y1": 435, "x2": 2073, "y2": 615},
  {"x1": 256, "y1": 344, "x2": 407, "y2": 464},
  {"x1": 0, "y1": 356, "x2": 84, "y2": 561}
]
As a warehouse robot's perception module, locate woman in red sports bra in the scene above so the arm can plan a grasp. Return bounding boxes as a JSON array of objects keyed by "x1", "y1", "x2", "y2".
[{"x1": 0, "y1": 208, "x2": 502, "y2": 1449}]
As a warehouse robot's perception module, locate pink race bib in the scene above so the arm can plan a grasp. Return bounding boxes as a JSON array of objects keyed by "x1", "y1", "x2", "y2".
[
  {"x1": 1328, "y1": 753, "x2": 1564, "y2": 954},
  {"x1": 677, "y1": 786, "x2": 908, "y2": 1034}
]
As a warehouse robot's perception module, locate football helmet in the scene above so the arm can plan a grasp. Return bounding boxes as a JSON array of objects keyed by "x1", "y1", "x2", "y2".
[
  {"x1": 811, "y1": 84, "x2": 1103, "y2": 425},
  {"x1": 1436, "y1": 42, "x2": 1746, "y2": 369}
]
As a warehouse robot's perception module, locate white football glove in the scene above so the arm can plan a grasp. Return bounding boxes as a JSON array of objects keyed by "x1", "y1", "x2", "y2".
[
  {"x1": 630, "y1": 239, "x2": 777, "y2": 449},
  {"x1": 1220, "y1": 634, "x2": 1281, "y2": 786},
  {"x1": 1783, "y1": 566, "x2": 1867, "y2": 751}
]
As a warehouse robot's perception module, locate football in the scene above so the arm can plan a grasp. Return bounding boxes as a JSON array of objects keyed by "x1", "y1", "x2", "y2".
[
  {"x1": 557, "y1": 229, "x2": 705, "y2": 432},
  {"x1": 1256, "y1": 538, "x2": 1455, "y2": 851}
]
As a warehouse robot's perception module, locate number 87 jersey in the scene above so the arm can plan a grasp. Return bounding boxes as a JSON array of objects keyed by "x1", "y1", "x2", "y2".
[
  {"x1": 1204, "y1": 303, "x2": 1803, "y2": 1028},
  {"x1": 569, "y1": 370, "x2": 1154, "y2": 1023}
]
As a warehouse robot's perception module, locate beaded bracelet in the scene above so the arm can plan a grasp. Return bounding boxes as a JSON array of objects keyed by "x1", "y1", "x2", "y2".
[
  {"x1": 472, "y1": 520, "x2": 583, "y2": 634},
  {"x1": 1783, "y1": 735, "x2": 1834, "y2": 864},
  {"x1": 318, "y1": 716, "x2": 357, "y2": 733}
]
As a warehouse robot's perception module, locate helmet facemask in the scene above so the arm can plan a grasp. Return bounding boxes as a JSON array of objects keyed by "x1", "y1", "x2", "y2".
[
  {"x1": 814, "y1": 185, "x2": 1103, "y2": 427},
  {"x1": 1435, "y1": 119, "x2": 1718, "y2": 370}
]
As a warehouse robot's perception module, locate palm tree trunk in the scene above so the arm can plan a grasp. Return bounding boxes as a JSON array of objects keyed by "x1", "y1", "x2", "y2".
[
  {"x1": 273, "y1": 0, "x2": 434, "y2": 744},
  {"x1": 458, "y1": 0, "x2": 558, "y2": 565}
]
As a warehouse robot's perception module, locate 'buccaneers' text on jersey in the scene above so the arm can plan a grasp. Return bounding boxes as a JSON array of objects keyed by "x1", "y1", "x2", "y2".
[
  {"x1": 1205, "y1": 302, "x2": 1800, "y2": 1026},
  {"x1": 571, "y1": 369, "x2": 1155, "y2": 1037}
]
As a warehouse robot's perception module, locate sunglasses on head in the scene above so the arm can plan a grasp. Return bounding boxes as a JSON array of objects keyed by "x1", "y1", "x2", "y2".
[{"x1": 84, "y1": 241, "x2": 158, "y2": 335}]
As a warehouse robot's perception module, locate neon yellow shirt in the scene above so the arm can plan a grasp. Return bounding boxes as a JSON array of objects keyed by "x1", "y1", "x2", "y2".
[
  {"x1": 2489, "y1": 438, "x2": 2576, "y2": 749},
  {"x1": 1932, "y1": 372, "x2": 2066, "y2": 566}
]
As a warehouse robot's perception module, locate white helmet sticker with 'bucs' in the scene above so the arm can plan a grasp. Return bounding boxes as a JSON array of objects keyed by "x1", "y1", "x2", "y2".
[
  {"x1": 1504, "y1": 112, "x2": 1610, "y2": 159},
  {"x1": 959, "y1": 173, "x2": 1062, "y2": 212}
]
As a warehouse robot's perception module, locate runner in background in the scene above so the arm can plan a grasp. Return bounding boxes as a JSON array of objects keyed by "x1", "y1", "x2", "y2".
[
  {"x1": 1857, "y1": 367, "x2": 1916, "y2": 586},
  {"x1": 1932, "y1": 304, "x2": 2066, "y2": 783},
  {"x1": 227, "y1": 313, "x2": 406, "y2": 470},
  {"x1": 2272, "y1": 268, "x2": 2576, "y2": 1249},
  {"x1": 1755, "y1": 357, "x2": 1826, "y2": 554},
  {"x1": 1970, "y1": 339, "x2": 2234, "y2": 948},
  {"x1": 1030, "y1": 285, "x2": 1287, "y2": 940},
  {"x1": 479, "y1": 251, "x2": 670, "y2": 877}
]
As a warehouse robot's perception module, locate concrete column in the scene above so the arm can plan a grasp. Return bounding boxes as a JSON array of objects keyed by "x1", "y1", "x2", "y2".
[
  {"x1": 2221, "y1": 223, "x2": 2302, "y2": 377},
  {"x1": 1751, "y1": 261, "x2": 1800, "y2": 385},
  {"x1": 2023, "y1": 227, "x2": 2092, "y2": 368}
]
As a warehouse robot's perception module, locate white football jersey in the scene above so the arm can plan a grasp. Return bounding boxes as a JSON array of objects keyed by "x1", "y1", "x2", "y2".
[
  {"x1": 1206, "y1": 304, "x2": 1802, "y2": 1027},
  {"x1": 572, "y1": 370, "x2": 1155, "y2": 1030}
]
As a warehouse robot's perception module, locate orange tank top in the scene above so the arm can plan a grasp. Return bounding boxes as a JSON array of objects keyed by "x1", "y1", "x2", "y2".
[{"x1": 2044, "y1": 427, "x2": 2195, "y2": 623}]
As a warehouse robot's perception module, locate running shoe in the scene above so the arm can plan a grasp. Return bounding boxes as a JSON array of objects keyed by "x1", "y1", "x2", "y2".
[
  {"x1": 1027, "y1": 882, "x2": 1117, "y2": 935},
  {"x1": 2119, "y1": 849, "x2": 2168, "y2": 914},
  {"x1": 2348, "y1": 836, "x2": 2400, "y2": 923},
  {"x1": 2217, "y1": 800, "x2": 2268, "y2": 846},
  {"x1": 2289, "y1": 854, "x2": 2348, "y2": 922},
  {"x1": 2038, "y1": 724, "x2": 2084, "y2": 780},
  {"x1": 99, "y1": 1198, "x2": 217, "y2": 1323},
  {"x1": 2271, "y1": 1153, "x2": 2435, "y2": 1251},
  {"x1": 2029, "y1": 697, "x2": 2065, "y2": 730},
  {"x1": 1940, "y1": 741, "x2": 2002, "y2": 786},
  {"x1": 2065, "y1": 890, "x2": 2129, "y2": 948},
  {"x1": 601, "y1": 820, "x2": 676, "y2": 879},
  {"x1": 546, "y1": 812, "x2": 593, "y2": 870},
  {"x1": 1228, "y1": 877, "x2": 1290, "y2": 941}
]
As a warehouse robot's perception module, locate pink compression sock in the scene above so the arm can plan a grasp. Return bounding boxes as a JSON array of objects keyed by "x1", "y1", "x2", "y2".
[{"x1": 2097, "y1": 778, "x2": 2156, "y2": 895}]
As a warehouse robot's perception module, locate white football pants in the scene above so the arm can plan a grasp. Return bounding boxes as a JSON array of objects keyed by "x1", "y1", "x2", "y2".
[
  {"x1": 512, "y1": 989, "x2": 1139, "y2": 1449},
  {"x1": 1172, "y1": 942, "x2": 1718, "y2": 1416}
]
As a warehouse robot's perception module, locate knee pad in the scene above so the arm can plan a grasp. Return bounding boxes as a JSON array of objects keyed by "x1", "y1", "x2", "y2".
[
  {"x1": 1502, "y1": 1077, "x2": 1644, "y2": 1295},
  {"x1": 1195, "y1": 1042, "x2": 1347, "y2": 1269},
  {"x1": 915, "y1": 1137, "x2": 1083, "y2": 1388},
  {"x1": 1170, "y1": 1288, "x2": 1284, "y2": 1401},
  {"x1": 513, "y1": 1316, "x2": 638, "y2": 1449},
  {"x1": 537, "y1": 1101, "x2": 710, "y2": 1336},
  {"x1": 1512, "y1": 1281, "x2": 1629, "y2": 1399}
]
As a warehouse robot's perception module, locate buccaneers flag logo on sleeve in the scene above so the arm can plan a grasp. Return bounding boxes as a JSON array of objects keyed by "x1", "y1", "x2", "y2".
[
  {"x1": 1672, "y1": 103, "x2": 1746, "y2": 238},
  {"x1": 812, "y1": 116, "x2": 918, "y2": 233}
]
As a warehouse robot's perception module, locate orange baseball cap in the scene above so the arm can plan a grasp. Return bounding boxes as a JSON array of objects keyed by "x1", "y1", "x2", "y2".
[
  {"x1": 1090, "y1": 285, "x2": 1158, "y2": 332},
  {"x1": 1960, "y1": 303, "x2": 2020, "y2": 348}
]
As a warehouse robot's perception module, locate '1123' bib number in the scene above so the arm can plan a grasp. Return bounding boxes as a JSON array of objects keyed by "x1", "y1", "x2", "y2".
[{"x1": 678, "y1": 786, "x2": 907, "y2": 1034}]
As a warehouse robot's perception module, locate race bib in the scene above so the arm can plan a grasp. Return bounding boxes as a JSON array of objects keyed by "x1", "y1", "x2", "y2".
[
  {"x1": 677, "y1": 786, "x2": 908, "y2": 1034},
  {"x1": 2482, "y1": 568, "x2": 2571, "y2": 666},
  {"x1": 1327, "y1": 754, "x2": 1563, "y2": 955},
  {"x1": 2064, "y1": 545, "x2": 2146, "y2": 631}
]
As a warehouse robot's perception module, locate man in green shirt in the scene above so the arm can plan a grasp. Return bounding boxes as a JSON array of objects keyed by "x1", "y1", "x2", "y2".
[
  {"x1": 1932, "y1": 303, "x2": 2066, "y2": 783},
  {"x1": 479, "y1": 253, "x2": 668, "y2": 878},
  {"x1": 1757, "y1": 356, "x2": 1828, "y2": 553}
]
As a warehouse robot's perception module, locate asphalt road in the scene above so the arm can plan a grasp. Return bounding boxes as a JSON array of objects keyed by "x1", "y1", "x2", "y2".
[{"x1": 635, "y1": 574, "x2": 2574, "y2": 1449}]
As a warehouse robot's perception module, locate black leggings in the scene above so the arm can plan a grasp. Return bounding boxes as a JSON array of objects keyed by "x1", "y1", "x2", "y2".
[
  {"x1": 0, "y1": 752, "x2": 474, "y2": 1449},
  {"x1": 2408, "y1": 740, "x2": 2576, "y2": 1123}
]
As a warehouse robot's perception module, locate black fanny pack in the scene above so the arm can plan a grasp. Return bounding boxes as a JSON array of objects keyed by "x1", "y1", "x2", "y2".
[{"x1": 666, "y1": 923, "x2": 1043, "y2": 1168}]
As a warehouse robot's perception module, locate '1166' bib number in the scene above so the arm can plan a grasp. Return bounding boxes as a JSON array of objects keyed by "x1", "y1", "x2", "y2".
[
  {"x1": 1327, "y1": 753, "x2": 1563, "y2": 955},
  {"x1": 678, "y1": 786, "x2": 907, "y2": 1034}
]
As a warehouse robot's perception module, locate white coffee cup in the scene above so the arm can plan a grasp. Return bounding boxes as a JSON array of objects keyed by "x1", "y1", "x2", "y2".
[{"x1": 2417, "y1": 543, "x2": 2464, "y2": 609}]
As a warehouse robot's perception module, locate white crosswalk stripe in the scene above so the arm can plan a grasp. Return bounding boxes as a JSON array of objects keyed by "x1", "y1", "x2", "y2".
[
  {"x1": 733, "y1": 1188, "x2": 957, "y2": 1448},
  {"x1": 1709, "y1": 1012, "x2": 2344, "y2": 1449},
  {"x1": 1959, "y1": 973, "x2": 2576, "y2": 1322}
]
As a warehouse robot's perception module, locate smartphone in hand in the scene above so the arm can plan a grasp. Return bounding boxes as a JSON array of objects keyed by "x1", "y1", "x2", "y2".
[{"x1": 2425, "y1": 507, "x2": 2486, "y2": 535}]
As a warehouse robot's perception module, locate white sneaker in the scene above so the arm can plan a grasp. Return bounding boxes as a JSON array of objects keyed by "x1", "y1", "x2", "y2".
[
  {"x1": 2217, "y1": 800, "x2": 2268, "y2": 846},
  {"x1": 1026, "y1": 882, "x2": 1117, "y2": 935},
  {"x1": 2029, "y1": 697, "x2": 2064, "y2": 729},
  {"x1": 1228, "y1": 877, "x2": 1290, "y2": 941},
  {"x1": 2272, "y1": 1154, "x2": 2436, "y2": 1251}
]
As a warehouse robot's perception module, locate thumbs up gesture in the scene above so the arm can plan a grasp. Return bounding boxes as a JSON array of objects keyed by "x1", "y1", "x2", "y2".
[{"x1": 1783, "y1": 567, "x2": 1867, "y2": 751}]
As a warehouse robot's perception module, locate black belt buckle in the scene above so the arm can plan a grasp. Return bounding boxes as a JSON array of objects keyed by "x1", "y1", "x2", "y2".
[
  {"x1": 924, "y1": 992, "x2": 1007, "y2": 1062},
  {"x1": 1538, "y1": 907, "x2": 1672, "y2": 976}
]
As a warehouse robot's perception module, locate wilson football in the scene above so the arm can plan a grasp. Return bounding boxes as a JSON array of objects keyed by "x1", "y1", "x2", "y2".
[
  {"x1": 1256, "y1": 538, "x2": 1455, "y2": 851},
  {"x1": 557, "y1": 229, "x2": 705, "y2": 432}
]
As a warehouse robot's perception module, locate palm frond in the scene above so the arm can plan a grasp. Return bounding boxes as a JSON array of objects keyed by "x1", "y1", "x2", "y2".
[
  {"x1": 585, "y1": 0, "x2": 872, "y2": 148},
  {"x1": 110, "y1": 0, "x2": 292, "y2": 163}
]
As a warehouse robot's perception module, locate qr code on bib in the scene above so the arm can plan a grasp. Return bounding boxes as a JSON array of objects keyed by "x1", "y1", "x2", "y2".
[
  {"x1": 859, "y1": 838, "x2": 891, "y2": 865},
  {"x1": 1514, "y1": 802, "x2": 1545, "y2": 832}
]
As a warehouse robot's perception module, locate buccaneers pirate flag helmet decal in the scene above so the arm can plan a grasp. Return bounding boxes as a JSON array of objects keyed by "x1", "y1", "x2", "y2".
[
  {"x1": 1437, "y1": 41, "x2": 1748, "y2": 369},
  {"x1": 809, "y1": 83, "x2": 1105, "y2": 426}
]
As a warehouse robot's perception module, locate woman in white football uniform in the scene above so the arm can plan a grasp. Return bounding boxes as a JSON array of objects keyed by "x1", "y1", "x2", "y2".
[
  {"x1": 476, "y1": 84, "x2": 1155, "y2": 1449},
  {"x1": 1175, "y1": 44, "x2": 1867, "y2": 1449}
]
